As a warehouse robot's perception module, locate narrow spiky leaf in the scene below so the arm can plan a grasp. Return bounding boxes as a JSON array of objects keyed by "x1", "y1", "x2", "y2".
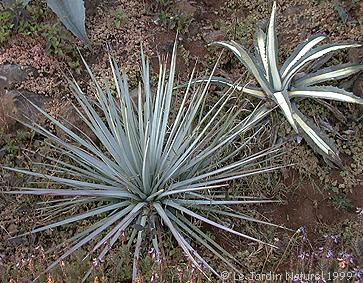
[{"x1": 184, "y1": 76, "x2": 267, "y2": 99}]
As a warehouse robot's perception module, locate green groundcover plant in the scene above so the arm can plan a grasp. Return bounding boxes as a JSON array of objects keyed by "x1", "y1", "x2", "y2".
[
  {"x1": 1, "y1": 0, "x2": 88, "y2": 42},
  {"x1": 193, "y1": 1, "x2": 363, "y2": 167},
  {"x1": 4, "y1": 42, "x2": 285, "y2": 281}
]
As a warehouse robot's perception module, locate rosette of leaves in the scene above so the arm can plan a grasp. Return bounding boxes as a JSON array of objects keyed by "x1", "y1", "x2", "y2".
[
  {"x1": 4, "y1": 42, "x2": 284, "y2": 281},
  {"x1": 1, "y1": 0, "x2": 88, "y2": 42},
  {"x1": 194, "y1": 2, "x2": 363, "y2": 166}
]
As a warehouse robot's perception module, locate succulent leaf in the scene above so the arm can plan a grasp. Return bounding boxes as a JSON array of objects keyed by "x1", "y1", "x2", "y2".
[
  {"x1": 271, "y1": 90, "x2": 298, "y2": 132},
  {"x1": 5, "y1": 43, "x2": 281, "y2": 281},
  {"x1": 46, "y1": 0, "x2": 89, "y2": 43},
  {"x1": 293, "y1": 63, "x2": 363, "y2": 87},
  {"x1": 266, "y1": 1, "x2": 281, "y2": 90},
  {"x1": 292, "y1": 106, "x2": 342, "y2": 167},
  {"x1": 186, "y1": 76, "x2": 267, "y2": 99},
  {"x1": 283, "y1": 43, "x2": 361, "y2": 87},
  {"x1": 212, "y1": 41, "x2": 273, "y2": 95},
  {"x1": 289, "y1": 86, "x2": 363, "y2": 104},
  {"x1": 254, "y1": 28, "x2": 269, "y2": 76},
  {"x1": 280, "y1": 34, "x2": 326, "y2": 78}
]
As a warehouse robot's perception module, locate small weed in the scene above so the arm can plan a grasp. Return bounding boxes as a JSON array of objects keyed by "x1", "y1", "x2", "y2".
[
  {"x1": 160, "y1": 12, "x2": 192, "y2": 32},
  {"x1": 113, "y1": 9, "x2": 127, "y2": 29},
  {"x1": 0, "y1": 3, "x2": 79, "y2": 58},
  {"x1": 43, "y1": 23, "x2": 65, "y2": 56},
  {"x1": 3, "y1": 139, "x2": 19, "y2": 155},
  {"x1": 330, "y1": 194, "x2": 354, "y2": 210},
  {"x1": 16, "y1": 4, "x2": 44, "y2": 35},
  {"x1": 219, "y1": 0, "x2": 271, "y2": 42},
  {"x1": 0, "y1": 10, "x2": 14, "y2": 43},
  {"x1": 68, "y1": 60, "x2": 82, "y2": 75},
  {"x1": 149, "y1": 0, "x2": 193, "y2": 33},
  {"x1": 154, "y1": 0, "x2": 174, "y2": 10}
]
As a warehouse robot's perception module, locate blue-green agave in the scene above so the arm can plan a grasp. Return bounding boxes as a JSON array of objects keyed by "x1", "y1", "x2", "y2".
[
  {"x1": 195, "y1": 2, "x2": 363, "y2": 166},
  {"x1": 4, "y1": 42, "x2": 285, "y2": 281}
]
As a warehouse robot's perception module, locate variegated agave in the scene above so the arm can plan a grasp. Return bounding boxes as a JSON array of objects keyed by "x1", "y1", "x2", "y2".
[
  {"x1": 4, "y1": 42, "x2": 283, "y2": 281},
  {"x1": 197, "y1": 2, "x2": 363, "y2": 166}
]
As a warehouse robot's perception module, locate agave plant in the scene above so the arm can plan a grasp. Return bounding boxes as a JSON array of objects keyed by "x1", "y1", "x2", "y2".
[
  {"x1": 4, "y1": 42, "x2": 284, "y2": 281},
  {"x1": 1, "y1": 0, "x2": 88, "y2": 42},
  {"x1": 194, "y1": 2, "x2": 363, "y2": 166}
]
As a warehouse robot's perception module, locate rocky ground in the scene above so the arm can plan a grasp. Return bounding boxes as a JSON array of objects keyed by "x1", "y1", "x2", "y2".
[{"x1": 0, "y1": 0, "x2": 363, "y2": 282}]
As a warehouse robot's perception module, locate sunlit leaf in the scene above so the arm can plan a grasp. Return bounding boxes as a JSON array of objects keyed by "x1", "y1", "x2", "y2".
[{"x1": 5, "y1": 42, "x2": 282, "y2": 281}]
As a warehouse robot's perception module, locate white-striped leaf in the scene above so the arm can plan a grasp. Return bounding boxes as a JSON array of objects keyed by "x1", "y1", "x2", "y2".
[
  {"x1": 266, "y1": 1, "x2": 281, "y2": 90},
  {"x1": 283, "y1": 43, "x2": 361, "y2": 87},
  {"x1": 292, "y1": 106, "x2": 342, "y2": 167},
  {"x1": 293, "y1": 63, "x2": 363, "y2": 87},
  {"x1": 289, "y1": 86, "x2": 363, "y2": 104},
  {"x1": 281, "y1": 34, "x2": 326, "y2": 78},
  {"x1": 271, "y1": 90, "x2": 298, "y2": 132},
  {"x1": 212, "y1": 41, "x2": 273, "y2": 95},
  {"x1": 254, "y1": 27, "x2": 269, "y2": 77}
]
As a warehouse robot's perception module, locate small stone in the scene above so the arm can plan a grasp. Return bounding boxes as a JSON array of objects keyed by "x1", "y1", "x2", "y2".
[
  {"x1": 84, "y1": 0, "x2": 98, "y2": 17},
  {"x1": 0, "y1": 90, "x2": 49, "y2": 132},
  {"x1": 7, "y1": 224, "x2": 17, "y2": 234},
  {"x1": 348, "y1": 46, "x2": 363, "y2": 63},
  {"x1": 203, "y1": 29, "x2": 225, "y2": 43},
  {"x1": 353, "y1": 74, "x2": 363, "y2": 98},
  {"x1": 0, "y1": 64, "x2": 31, "y2": 91},
  {"x1": 175, "y1": 0, "x2": 197, "y2": 17},
  {"x1": 56, "y1": 102, "x2": 98, "y2": 143}
]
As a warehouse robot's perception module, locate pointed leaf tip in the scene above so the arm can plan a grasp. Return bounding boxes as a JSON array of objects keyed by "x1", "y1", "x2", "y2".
[{"x1": 47, "y1": 0, "x2": 89, "y2": 43}]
